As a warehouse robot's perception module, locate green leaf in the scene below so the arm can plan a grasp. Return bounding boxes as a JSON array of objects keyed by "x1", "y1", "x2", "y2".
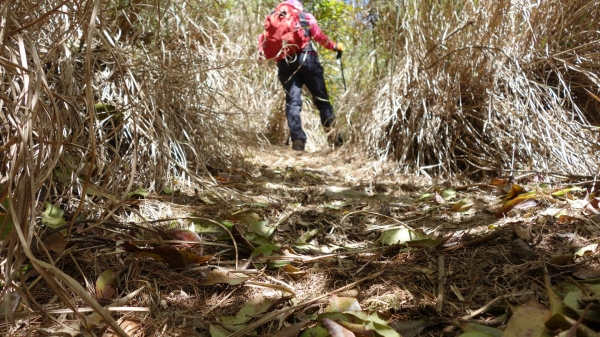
[
  {"x1": 198, "y1": 195, "x2": 215, "y2": 205},
  {"x1": 191, "y1": 219, "x2": 228, "y2": 233},
  {"x1": 234, "y1": 295, "x2": 273, "y2": 321},
  {"x1": 297, "y1": 228, "x2": 320, "y2": 243},
  {"x1": 126, "y1": 187, "x2": 148, "y2": 199},
  {"x1": 338, "y1": 319, "x2": 400, "y2": 337},
  {"x1": 563, "y1": 290, "x2": 600, "y2": 322},
  {"x1": 545, "y1": 313, "x2": 599, "y2": 336},
  {"x1": 216, "y1": 295, "x2": 272, "y2": 334},
  {"x1": 96, "y1": 269, "x2": 118, "y2": 300},
  {"x1": 94, "y1": 102, "x2": 116, "y2": 113},
  {"x1": 442, "y1": 188, "x2": 457, "y2": 200},
  {"x1": 248, "y1": 220, "x2": 276, "y2": 237},
  {"x1": 204, "y1": 269, "x2": 250, "y2": 285},
  {"x1": 163, "y1": 186, "x2": 174, "y2": 194},
  {"x1": 251, "y1": 244, "x2": 280, "y2": 257},
  {"x1": 244, "y1": 232, "x2": 272, "y2": 246},
  {"x1": 575, "y1": 244, "x2": 598, "y2": 257},
  {"x1": 299, "y1": 325, "x2": 330, "y2": 337},
  {"x1": 379, "y1": 228, "x2": 429, "y2": 245},
  {"x1": 41, "y1": 202, "x2": 67, "y2": 228},
  {"x1": 325, "y1": 296, "x2": 361, "y2": 312},
  {"x1": 551, "y1": 187, "x2": 582, "y2": 197},
  {"x1": 53, "y1": 168, "x2": 73, "y2": 184},
  {"x1": 209, "y1": 324, "x2": 231, "y2": 337},
  {"x1": 346, "y1": 311, "x2": 391, "y2": 325},
  {"x1": 419, "y1": 193, "x2": 433, "y2": 200}
]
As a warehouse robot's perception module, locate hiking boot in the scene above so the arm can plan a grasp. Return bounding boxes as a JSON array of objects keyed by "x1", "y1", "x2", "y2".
[
  {"x1": 291, "y1": 139, "x2": 305, "y2": 151},
  {"x1": 328, "y1": 132, "x2": 343, "y2": 147}
]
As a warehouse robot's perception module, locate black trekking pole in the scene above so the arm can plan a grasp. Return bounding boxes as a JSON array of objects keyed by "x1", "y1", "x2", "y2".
[{"x1": 337, "y1": 51, "x2": 347, "y2": 91}]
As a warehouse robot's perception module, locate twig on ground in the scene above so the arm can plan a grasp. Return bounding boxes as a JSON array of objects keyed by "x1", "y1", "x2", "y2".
[
  {"x1": 436, "y1": 254, "x2": 446, "y2": 313},
  {"x1": 228, "y1": 270, "x2": 385, "y2": 337},
  {"x1": 461, "y1": 291, "x2": 535, "y2": 320}
]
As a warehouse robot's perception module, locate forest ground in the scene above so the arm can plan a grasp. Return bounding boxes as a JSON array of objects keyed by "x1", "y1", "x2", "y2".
[{"x1": 20, "y1": 142, "x2": 600, "y2": 337}]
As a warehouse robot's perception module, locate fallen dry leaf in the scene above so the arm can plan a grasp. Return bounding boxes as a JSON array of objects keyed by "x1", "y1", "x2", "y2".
[
  {"x1": 119, "y1": 242, "x2": 189, "y2": 269},
  {"x1": 322, "y1": 318, "x2": 356, "y2": 337},
  {"x1": 548, "y1": 254, "x2": 575, "y2": 266},
  {"x1": 572, "y1": 265, "x2": 600, "y2": 280},
  {"x1": 42, "y1": 233, "x2": 67, "y2": 253}
]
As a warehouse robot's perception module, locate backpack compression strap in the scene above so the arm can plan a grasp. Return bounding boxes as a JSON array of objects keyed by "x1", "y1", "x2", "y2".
[{"x1": 299, "y1": 12, "x2": 310, "y2": 38}]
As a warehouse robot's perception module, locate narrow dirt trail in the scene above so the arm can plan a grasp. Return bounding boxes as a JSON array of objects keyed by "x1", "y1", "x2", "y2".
[
  {"x1": 237, "y1": 144, "x2": 516, "y2": 335},
  {"x1": 23, "y1": 143, "x2": 598, "y2": 337},
  {"x1": 239, "y1": 143, "x2": 600, "y2": 336},
  {"x1": 246, "y1": 142, "x2": 420, "y2": 190}
]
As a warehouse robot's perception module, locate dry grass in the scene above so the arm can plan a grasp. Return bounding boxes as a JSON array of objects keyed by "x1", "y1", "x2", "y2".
[
  {"x1": 2, "y1": 0, "x2": 600, "y2": 335},
  {"x1": 350, "y1": 0, "x2": 600, "y2": 176},
  {"x1": 0, "y1": 0, "x2": 265, "y2": 334}
]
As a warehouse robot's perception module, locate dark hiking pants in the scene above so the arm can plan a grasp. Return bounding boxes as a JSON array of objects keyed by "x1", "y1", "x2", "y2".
[{"x1": 277, "y1": 52, "x2": 335, "y2": 142}]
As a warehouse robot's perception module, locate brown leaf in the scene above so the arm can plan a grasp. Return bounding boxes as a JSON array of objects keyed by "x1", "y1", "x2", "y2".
[
  {"x1": 557, "y1": 215, "x2": 580, "y2": 224},
  {"x1": 166, "y1": 228, "x2": 202, "y2": 242},
  {"x1": 449, "y1": 200, "x2": 470, "y2": 212},
  {"x1": 496, "y1": 193, "x2": 539, "y2": 217},
  {"x1": 548, "y1": 254, "x2": 575, "y2": 266},
  {"x1": 511, "y1": 239, "x2": 537, "y2": 261},
  {"x1": 513, "y1": 225, "x2": 531, "y2": 241},
  {"x1": 102, "y1": 319, "x2": 142, "y2": 337},
  {"x1": 178, "y1": 251, "x2": 212, "y2": 264},
  {"x1": 573, "y1": 265, "x2": 600, "y2": 280},
  {"x1": 491, "y1": 178, "x2": 507, "y2": 186},
  {"x1": 119, "y1": 242, "x2": 188, "y2": 269},
  {"x1": 232, "y1": 224, "x2": 255, "y2": 250},
  {"x1": 589, "y1": 196, "x2": 599, "y2": 209},
  {"x1": 118, "y1": 241, "x2": 141, "y2": 253},
  {"x1": 204, "y1": 269, "x2": 250, "y2": 285},
  {"x1": 149, "y1": 246, "x2": 188, "y2": 269},
  {"x1": 506, "y1": 184, "x2": 525, "y2": 199},
  {"x1": 226, "y1": 210, "x2": 260, "y2": 223},
  {"x1": 587, "y1": 197, "x2": 600, "y2": 214},
  {"x1": 281, "y1": 264, "x2": 307, "y2": 277},
  {"x1": 42, "y1": 233, "x2": 67, "y2": 253}
]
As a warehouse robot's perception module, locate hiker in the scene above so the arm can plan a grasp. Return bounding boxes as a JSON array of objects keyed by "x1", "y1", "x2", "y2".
[{"x1": 258, "y1": 0, "x2": 344, "y2": 151}]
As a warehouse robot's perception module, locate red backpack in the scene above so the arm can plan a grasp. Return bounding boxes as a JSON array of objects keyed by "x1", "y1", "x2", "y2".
[{"x1": 261, "y1": 2, "x2": 310, "y2": 60}]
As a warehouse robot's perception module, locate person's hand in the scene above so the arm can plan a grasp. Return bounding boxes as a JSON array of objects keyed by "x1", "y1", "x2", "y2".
[{"x1": 334, "y1": 43, "x2": 343, "y2": 59}]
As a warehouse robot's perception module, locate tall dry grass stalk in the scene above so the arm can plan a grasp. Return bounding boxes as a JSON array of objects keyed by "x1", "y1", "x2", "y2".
[
  {"x1": 2, "y1": 0, "x2": 600, "y2": 330},
  {"x1": 353, "y1": 0, "x2": 600, "y2": 177},
  {"x1": 0, "y1": 0, "x2": 267, "y2": 330}
]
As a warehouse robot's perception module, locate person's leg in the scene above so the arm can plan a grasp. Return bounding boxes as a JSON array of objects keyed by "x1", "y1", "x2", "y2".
[
  {"x1": 299, "y1": 54, "x2": 335, "y2": 129},
  {"x1": 277, "y1": 59, "x2": 306, "y2": 144},
  {"x1": 299, "y1": 54, "x2": 343, "y2": 146}
]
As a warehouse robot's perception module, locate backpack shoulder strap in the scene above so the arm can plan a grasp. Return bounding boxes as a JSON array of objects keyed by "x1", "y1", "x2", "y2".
[{"x1": 298, "y1": 12, "x2": 310, "y2": 38}]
